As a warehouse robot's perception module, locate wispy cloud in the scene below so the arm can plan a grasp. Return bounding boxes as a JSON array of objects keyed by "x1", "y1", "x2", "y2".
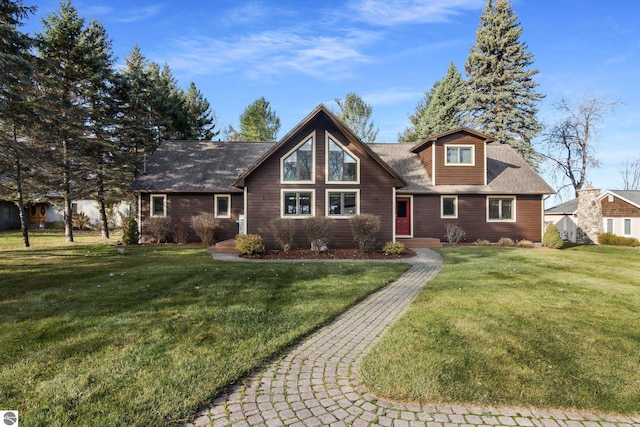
[
  {"x1": 349, "y1": 0, "x2": 484, "y2": 26},
  {"x1": 117, "y1": 4, "x2": 166, "y2": 23},
  {"x1": 161, "y1": 28, "x2": 379, "y2": 81},
  {"x1": 364, "y1": 88, "x2": 424, "y2": 105}
]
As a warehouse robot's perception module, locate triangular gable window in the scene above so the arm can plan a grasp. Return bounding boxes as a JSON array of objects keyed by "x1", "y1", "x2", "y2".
[
  {"x1": 327, "y1": 136, "x2": 358, "y2": 183},
  {"x1": 282, "y1": 135, "x2": 314, "y2": 183}
]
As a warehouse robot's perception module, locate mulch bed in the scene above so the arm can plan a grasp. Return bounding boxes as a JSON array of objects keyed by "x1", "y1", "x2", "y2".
[{"x1": 241, "y1": 248, "x2": 417, "y2": 260}]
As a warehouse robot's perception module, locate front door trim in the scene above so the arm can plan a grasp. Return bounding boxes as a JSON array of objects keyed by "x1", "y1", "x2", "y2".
[{"x1": 395, "y1": 195, "x2": 413, "y2": 238}]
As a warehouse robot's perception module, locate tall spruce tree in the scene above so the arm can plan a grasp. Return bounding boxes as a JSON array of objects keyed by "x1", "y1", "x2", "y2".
[
  {"x1": 398, "y1": 86, "x2": 435, "y2": 143},
  {"x1": 463, "y1": 0, "x2": 543, "y2": 164},
  {"x1": 238, "y1": 97, "x2": 280, "y2": 141},
  {"x1": 0, "y1": 0, "x2": 36, "y2": 247},
  {"x1": 335, "y1": 92, "x2": 379, "y2": 143},
  {"x1": 418, "y1": 62, "x2": 463, "y2": 137},
  {"x1": 183, "y1": 82, "x2": 219, "y2": 140}
]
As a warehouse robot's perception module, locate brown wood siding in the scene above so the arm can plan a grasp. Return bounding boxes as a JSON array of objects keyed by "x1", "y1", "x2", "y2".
[
  {"x1": 139, "y1": 192, "x2": 244, "y2": 243},
  {"x1": 416, "y1": 143, "x2": 433, "y2": 181},
  {"x1": 412, "y1": 194, "x2": 544, "y2": 242},
  {"x1": 434, "y1": 134, "x2": 485, "y2": 186},
  {"x1": 601, "y1": 196, "x2": 640, "y2": 217},
  {"x1": 245, "y1": 115, "x2": 395, "y2": 249}
]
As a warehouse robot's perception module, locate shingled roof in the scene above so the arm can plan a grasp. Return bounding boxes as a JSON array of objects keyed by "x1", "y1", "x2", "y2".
[
  {"x1": 130, "y1": 140, "x2": 274, "y2": 193},
  {"x1": 599, "y1": 190, "x2": 640, "y2": 207}
]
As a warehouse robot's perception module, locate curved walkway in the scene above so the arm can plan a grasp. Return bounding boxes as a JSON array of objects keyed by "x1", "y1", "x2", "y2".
[{"x1": 187, "y1": 249, "x2": 639, "y2": 427}]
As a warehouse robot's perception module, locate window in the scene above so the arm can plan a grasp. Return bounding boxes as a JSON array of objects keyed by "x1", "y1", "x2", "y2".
[
  {"x1": 445, "y1": 145, "x2": 474, "y2": 165},
  {"x1": 327, "y1": 191, "x2": 358, "y2": 217},
  {"x1": 150, "y1": 194, "x2": 166, "y2": 217},
  {"x1": 606, "y1": 218, "x2": 614, "y2": 233},
  {"x1": 282, "y1": 136, "x2": 314, "y2": 182},
  {"x1": 71, "y1": 202, "x2": 78, "y2": 214},
  {"x1": 1, "y1": 205, "x2": 11, "y2": 221},
  {"x1": 215, "y1": 194, "x2": 231, "y2": 218},
  {"x1": 282, "y1": 191, "x2": 313, "y2": 217},
  {"x1": 441, "y1": 196, "x2": 458, "y2": 218},
  {"x1": 327, "y1": 137, "x2": 358, "y2": 182},
  {"x1": 624, "y1": 219, "x2": 632, "y2": 236},
  {"x1": 488, "y1": 196, "x2": 515, "y2": 221}
]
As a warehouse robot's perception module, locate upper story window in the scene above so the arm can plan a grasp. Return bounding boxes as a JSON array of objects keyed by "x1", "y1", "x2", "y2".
[
  {"x1": 150, "y1": 194, "x2": 167, "y2": 217},
  {"x1": 487, "y1": 196, "x2": 515, "y2": 221},
  {"x1": 282, "y1": 135, "x2": 314, "y2": 183},
  {"x1": 327, "y1": 136, "x2": 358, "y2": 183},
  {"x1": 445, "y1": 144, "x2": 474, "y2": 166}
]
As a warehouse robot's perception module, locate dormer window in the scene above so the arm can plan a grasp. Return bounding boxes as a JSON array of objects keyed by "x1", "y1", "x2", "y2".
[
  {"x1": 327, "y1": 135, "x2": 358, "y2": 183},
  {"x1": 282, "y1": 134, "x2": 314, "y2": 183},
  {"x1": 445, "y1": 144, "x2": 474, "y2": 166}
]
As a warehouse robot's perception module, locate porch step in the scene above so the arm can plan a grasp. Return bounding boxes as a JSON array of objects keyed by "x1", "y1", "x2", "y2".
[
  {"x1": 207, "y1": 238, "x2": 237, "y2": 254},
  {"x1": 398, "y1": 237, "x2": 443, "y2": 248}
]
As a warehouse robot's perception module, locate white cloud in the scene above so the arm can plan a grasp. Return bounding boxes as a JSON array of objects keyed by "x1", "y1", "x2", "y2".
[
  {"x1": 364, "y1": 88, "x2": 424, "y2": 105},
  {"x1": 349, "y1": 0, "x2": 484, "y2": 26},
  {"x1": 117, "y1": 4, "x2": 166, "y2": 23}
]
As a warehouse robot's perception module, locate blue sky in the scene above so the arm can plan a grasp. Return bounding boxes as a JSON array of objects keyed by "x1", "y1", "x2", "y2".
[{"x1": 24, "y1": 0, "x2": 640, "y2": 203}]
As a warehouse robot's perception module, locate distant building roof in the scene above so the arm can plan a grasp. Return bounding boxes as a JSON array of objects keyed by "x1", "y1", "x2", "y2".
[
  {"x1": 598, "y1": 190, "x2": 640, "y2": 208},
  {"x1": 545, "y1": 198, "x2": 579, "y2": 214}
]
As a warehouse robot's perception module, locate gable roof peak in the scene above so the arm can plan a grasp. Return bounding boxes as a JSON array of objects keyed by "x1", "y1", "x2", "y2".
[{"x1": 410, "y1": 127, "x2": 495, "y2": 153}]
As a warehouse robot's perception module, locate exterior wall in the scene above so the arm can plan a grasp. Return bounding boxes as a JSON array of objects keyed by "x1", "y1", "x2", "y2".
[
  {"x1": 544, "y1": 213, "x2": 578, "y2": 242},
  {"x1": 433, "y1": 134, "x2": 486, "y2": 186},
  {"x1": 0, "y1": 201, "x2": 21, "y2": 230},
  {"x1": 139, "y1": 192, "x2": 243, "y2": 243},
  {"x1": 601, "y1": 195, "x2": 640, "y2": 239},
  {"x1": 416, "y1": 144, "x2": 433, "y2": 181},
  {"x1": 245, "y1": 114, "x2": 396, "y2": 250},
  {"x1": 412, "y1": 194, "x2": 544, "y2": 242}
]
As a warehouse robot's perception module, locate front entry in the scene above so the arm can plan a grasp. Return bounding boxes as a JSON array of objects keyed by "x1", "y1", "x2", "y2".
[
  {"x1": 28, "y1": 203, "x2": 47, "y2": 225},
  {"x1": 395, "y1": 197, "x2": 411, "y2": 237}
]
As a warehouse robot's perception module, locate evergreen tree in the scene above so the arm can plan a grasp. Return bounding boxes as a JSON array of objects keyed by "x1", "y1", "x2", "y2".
[
  {"x1": 398, "y1": 86, "x2": 435, "y2": 143},
  {"x1": 0, "y1": 0, "x2": 36, "y2": 247},
  {"x1": 183, "y1": 82, "x2": 219, "y2": 140},
  {"x1": 238, "y1": 97, "x2": 280, "y2": 141},
  {"x1": 463, "y1": 0, "x2": 543, "y2": 164},
  {"x1": 335, "y1": 92, "x2": 378, "y2": 143}
]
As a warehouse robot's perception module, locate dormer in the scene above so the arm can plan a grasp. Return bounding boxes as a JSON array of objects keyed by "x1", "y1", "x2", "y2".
[{"x1": 410, "y1": 127, "x2": 494, "y2": 186}]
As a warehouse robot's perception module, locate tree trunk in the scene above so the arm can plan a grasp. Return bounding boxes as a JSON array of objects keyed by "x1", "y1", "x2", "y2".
[
  {"x1": 12, "y1": 121, "x2": 30, "y2": 247},
  {"x1": 97, "y1": 163, "x2": 109, "y2": 239},
  {"x1": 63, "y1": 139, "x2": 74, "y2": 242}
]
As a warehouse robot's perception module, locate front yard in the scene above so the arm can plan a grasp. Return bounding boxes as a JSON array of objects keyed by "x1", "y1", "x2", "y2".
[
  {"x1": 361, "y1": 245, "x2": 640, "y2": 414},
  {"x1": 0, "y1": 233, "x2": 408, "y2": 426}
]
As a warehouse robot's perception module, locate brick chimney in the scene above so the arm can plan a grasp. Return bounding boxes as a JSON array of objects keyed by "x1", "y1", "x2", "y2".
[{"x1": 576, "y1": 187, "x2": 602, "y2": 244}]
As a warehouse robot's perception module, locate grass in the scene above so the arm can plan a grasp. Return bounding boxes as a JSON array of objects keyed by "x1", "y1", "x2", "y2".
[
  {"x1": 361, "y1": 245, "x2": 640, "y2": 414},
  {"x1": 0, "y1": 231, "x2": 409, "y2": 426},
  {"x1": 0, "y1": 229, "x2": 122, "y2": 249}
]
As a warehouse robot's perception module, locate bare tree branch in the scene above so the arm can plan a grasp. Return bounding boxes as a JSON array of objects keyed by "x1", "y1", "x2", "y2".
[{"x1": 620, "y1": 157, "x2": 640, "y2": 190}]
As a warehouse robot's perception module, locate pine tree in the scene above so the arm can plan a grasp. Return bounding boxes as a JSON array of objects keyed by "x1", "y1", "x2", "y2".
[
  {"x1": 398, "y1": 86, "x2": 435, "y2": 143},
  {"x1": 335, "y1": 92, "x2": 378, "y2": 143},
  {"x1": 463, "y1": 0, "x2": 543, "y2": 164},
  {"x1": 417, "y1": 62, "x2": 463, "y2": 137},
  {"x1": 238, "y1": 97, "x2": 280, "y2": 141},
  {"x1": 0, "y1": 0, "x2": 36, "y2": 247},
  {"x1": 183, "y1": 82, "x2": 219, "y2": 140}
]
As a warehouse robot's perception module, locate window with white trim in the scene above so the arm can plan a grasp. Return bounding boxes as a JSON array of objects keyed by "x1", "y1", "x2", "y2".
[
  {"x1": 282, "y1": 191, "x2": 313, "y2": 217},
  {"x1": 215, "y1": 194, "x2": 231, "y2": 218},
  {"x1": 487, "y1": 196, "x2": 515, "y2": 221},
  {"x1": 624, "y1": 218, "x2": 632, "y2": 235},
  {"x1": 327, "y1": 191, "x2": 358, "y2": 217},
  {"x1": 282, "y1": 137, "x2": 313, "y2": 182},
  {"x1": 441, "y1": 195, "x2": 458, "y2": 218},
  {"x1": 150, "y1": 194, "x2": 166, "y2": 217},
  {"x1": 445, "y1": 145, "x2": 474, "y2": 165},
  {"x1": 327, "y1": 137, "x2": 358, "y2": 182},
  {"x1": 606, "y1": 218, "x2": 614, "y2": 233}
]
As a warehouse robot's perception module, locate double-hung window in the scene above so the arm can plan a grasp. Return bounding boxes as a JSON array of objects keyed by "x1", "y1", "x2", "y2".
[
  {"x1": 445, "y1": 145, "x2": 474, "y2": 165},
  {"x1": 624, "y1": 218, "x2": 632, "y2": 236},
  {"x1": 282, "y1": 191, "x2": 313, "y2": 217},
  {"x1": 150, "y1": 194, "x2": 167, "y2": 217},
  {"x1": 327, "y1": 136, "x2": 358, "y2": 182},
  {"x1": 441, "y1": 196, "x2": 458, "y2": 218},
  {"x1": 487, "y1": 196, "x2": 515, "y2": 221},
  {"x1": 215, "y1": 194, "x2": 231, "y2": 218},
  {"x1": 327, "y1": 191, "x2": 358, "y2": 217}
]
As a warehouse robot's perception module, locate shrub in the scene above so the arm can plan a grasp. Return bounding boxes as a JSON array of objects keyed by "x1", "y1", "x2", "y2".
[
  {"x1": 475, "y1": 239, "x2": 491, "y2": 246},
  {"x1": 598, "y1": 232, "x2": 640, "y2": 247},
  {"x1": 516, "y1": 239, "x2": 534, "y2": 248},
  {"x1": 72, "y1": 212, "x2": 91, "y2": 230},
  {"x1": 172, "y1": 220, "x2": 190, "y2": 244},
  {"x1": 146, "y1": 216, "x2": 172, "y2": 243},
  {"x1": 304, "y1": 217, "x2": 334, "y2": 253},
  {"x1": 543, "y1": 223, "x2": 564, "y2": 249},
  {"x1": 236, "y1": 234, "x2": 264, "y2": 256},
  {"x1": 497, "y1": 237, "x2": 515, "y2": 247},
  {"x1": 383, "y1": 241, "x2": 405, "y2": 255},
  {"x1": 270, "y1": 218, "x2": 294, "y2": 252},
  {"x1": 190, "y1": 214, "x2": 216, "y2": 246},
  {"x1": 444, "y1": 223, "x2": 466, "y2": 245},
  {"x1": 121, "y1": 218, "x2": 140, "y2": 245},
  {"x1": 349, "y1": 214, "x2": 381, "y2": 252}
]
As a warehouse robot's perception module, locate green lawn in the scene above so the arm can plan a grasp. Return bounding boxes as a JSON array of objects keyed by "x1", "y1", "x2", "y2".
[
  {"x1": 0, "y1": 234, "x2": 409, "y2": 426},
  {"x1": 361, "y1": 245, "x2": 640, "y2": 414}
]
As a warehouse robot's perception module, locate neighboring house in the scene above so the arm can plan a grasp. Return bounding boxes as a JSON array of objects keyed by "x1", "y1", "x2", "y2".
[
  {"x1": 0, "y1": 200, "x2": 21, "y2": 231},
  {"x1": 544, "y1": 198, "x2": 579, "y2": 242},
  {"x1": 131, "y1": 105, "x2": 554, "y2": 247},
  {"x1": 599, "y1": 190, "x2": 640, "y2": 240}
]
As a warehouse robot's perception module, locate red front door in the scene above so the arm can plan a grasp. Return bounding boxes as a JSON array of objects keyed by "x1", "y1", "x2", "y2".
[{"x1": 395, "y1": 197, "x2": 411, "y2": 236}]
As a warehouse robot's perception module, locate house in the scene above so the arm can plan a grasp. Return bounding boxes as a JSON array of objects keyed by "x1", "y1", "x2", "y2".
[
  {"x1": 0, "y1": 200, "x2": 21, "y2": 231},
  {"x1": 130, "y1": 105, "x2": 554, "y2": 248},
  {"x1": 545, "y1": 189, "x2": 640, "y2": 243}
]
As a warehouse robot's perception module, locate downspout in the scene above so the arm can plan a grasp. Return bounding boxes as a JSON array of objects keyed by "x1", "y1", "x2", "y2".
[
  {"x1": 392, "y1": 187, "x2": 397, "y2": 242},
  {"x1": 137, "y1": 192, "x2": 142, "y2": 242}
]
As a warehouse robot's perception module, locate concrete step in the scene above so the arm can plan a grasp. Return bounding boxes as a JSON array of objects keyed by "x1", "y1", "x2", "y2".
[{"x1": 397, "y1": 237, "x2": 443, "y2": 248}]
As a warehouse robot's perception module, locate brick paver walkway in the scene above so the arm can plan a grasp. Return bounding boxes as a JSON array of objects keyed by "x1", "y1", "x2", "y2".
[{"x1": 186, "y1": 249, "x2": 640, "y2": 427}]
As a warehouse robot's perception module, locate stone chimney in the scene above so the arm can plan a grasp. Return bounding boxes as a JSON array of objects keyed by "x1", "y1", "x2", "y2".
[{"x1": 576, "y1": 187, "x2": 602, "y2": 244}]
